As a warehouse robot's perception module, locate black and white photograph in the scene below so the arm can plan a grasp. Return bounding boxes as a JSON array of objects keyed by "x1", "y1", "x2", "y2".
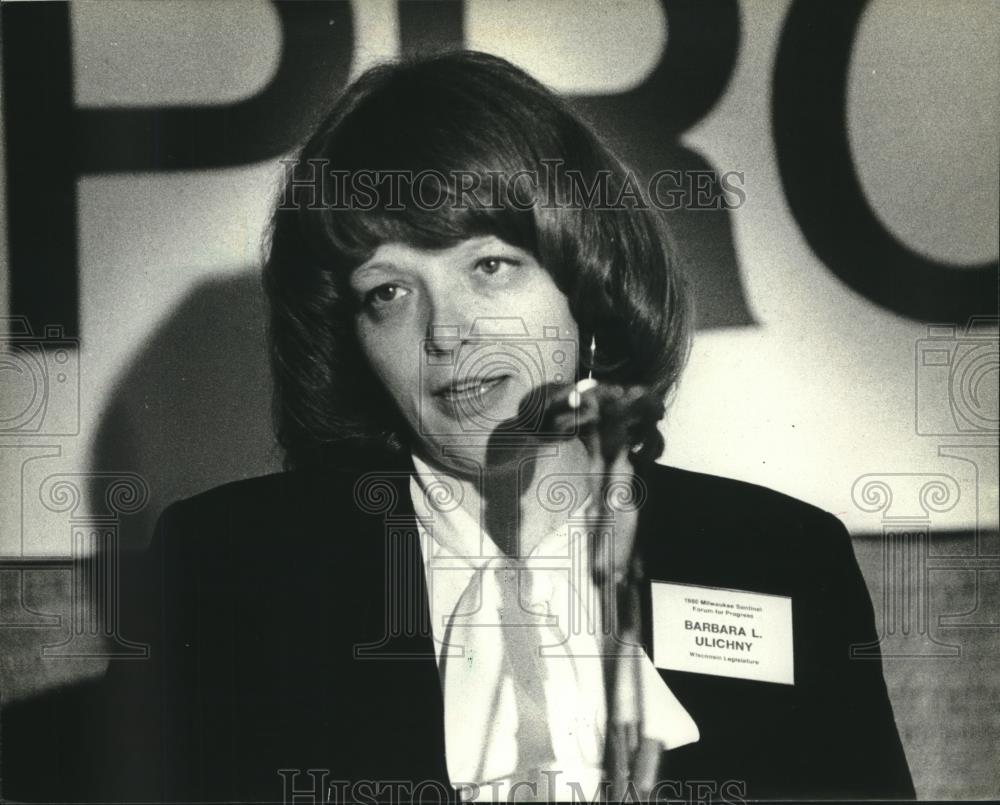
[{"x1": 0, "y1": 1, "x2": 997, "y2": 802}]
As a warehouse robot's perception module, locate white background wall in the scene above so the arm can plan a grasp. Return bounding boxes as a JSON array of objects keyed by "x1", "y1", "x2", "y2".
[{"x1": 1, "y1": 0, "x2": 997, "y2": 550}]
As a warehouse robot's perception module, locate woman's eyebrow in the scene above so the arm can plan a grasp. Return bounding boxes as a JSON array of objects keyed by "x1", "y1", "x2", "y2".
[
  {"x1": 351, "y1": 261, "x2": 397, "y2": 280},
  {"x1": 460, "y1": 243, "x2": 517, "y2": 262},
  {"x1": 467, "y1": 236, "x2": 511, "y2": 251}
]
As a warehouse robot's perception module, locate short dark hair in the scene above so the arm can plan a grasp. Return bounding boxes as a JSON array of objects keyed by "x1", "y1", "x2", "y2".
[{"x1": 263, "y1": 50, "x2": 692, "y2": 469}]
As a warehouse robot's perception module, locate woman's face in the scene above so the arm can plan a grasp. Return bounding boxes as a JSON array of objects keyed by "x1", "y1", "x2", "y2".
[{"x1": 351, "y1": 235, "x2": 579, "y2": 474}]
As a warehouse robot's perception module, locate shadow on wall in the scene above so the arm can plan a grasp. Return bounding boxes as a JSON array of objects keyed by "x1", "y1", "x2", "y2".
[
  {"x1": 0, "y1": 269, "x2": 282, "y2": 801},
  {"x1": 90, "y1": 269, "x2": 283, "y2": 550}
]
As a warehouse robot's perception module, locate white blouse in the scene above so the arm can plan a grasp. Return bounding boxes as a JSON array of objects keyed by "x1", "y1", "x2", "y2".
[{"x1": 409, "y1": 454, "x2": 699, "y2": 802}]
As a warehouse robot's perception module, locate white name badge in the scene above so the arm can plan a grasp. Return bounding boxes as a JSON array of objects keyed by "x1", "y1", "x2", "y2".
[{"x1": 651, "y1": 581, "x2": 794, "y2": 685}]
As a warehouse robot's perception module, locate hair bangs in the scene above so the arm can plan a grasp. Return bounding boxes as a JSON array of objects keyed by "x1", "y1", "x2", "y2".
[
  {"x1": 313, "y1": 182, "x2": 539, "y2": 275},
  {"x1": 289, "y1": 54, "x2": 558, "y2": 274}
]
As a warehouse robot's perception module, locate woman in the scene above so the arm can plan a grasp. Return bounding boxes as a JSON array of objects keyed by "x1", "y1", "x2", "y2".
[{"x1": 128, "y1": 51, "x2": 914, "y2": 802}]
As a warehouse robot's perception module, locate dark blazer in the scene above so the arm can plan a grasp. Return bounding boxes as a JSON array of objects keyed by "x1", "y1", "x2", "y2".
[{"x1": 101, "y1": 447, "x2": 915, "y2": 802}]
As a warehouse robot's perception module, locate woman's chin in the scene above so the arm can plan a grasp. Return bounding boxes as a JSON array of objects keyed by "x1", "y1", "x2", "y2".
[
  {"x1": 415, "y1": 434, "x2": 498, "y2": 474},
  {"x1": 412, "y1": 383, "x2": 559, "y2": 474},
  {"x1": 414, "y1": 433, "x2": 537, "y2": 478}
]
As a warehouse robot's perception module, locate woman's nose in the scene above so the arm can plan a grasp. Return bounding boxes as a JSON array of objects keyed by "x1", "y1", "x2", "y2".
[
  {"x1": 420, "y1": 273, "x2": 531, "y2": 354},
  {"x1": 422, "y1": 287, "x2": 475, "y2": 356},
  {"x1": 423, "y1": 308, "x2": 531, "y2": 355},
  {"x1": 423, "y1": 323, "x2": 464, "y2": 359}
]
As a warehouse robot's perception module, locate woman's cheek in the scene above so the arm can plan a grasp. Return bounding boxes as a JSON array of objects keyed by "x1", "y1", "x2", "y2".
[{"x1": 357, "y1": 320, "x2": 423, "y2": 409}]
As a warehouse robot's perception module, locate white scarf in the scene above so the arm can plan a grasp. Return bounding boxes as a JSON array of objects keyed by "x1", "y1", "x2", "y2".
[{"x1": 409, "y1": 454, "x2": 699, "y2": 801}]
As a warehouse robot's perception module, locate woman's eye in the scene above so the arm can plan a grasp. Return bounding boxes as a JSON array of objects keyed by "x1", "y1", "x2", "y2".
[
  {"x1": 364, "y1": 283, "x2": 406, "y2": 307},
  {"x1": 475, "y1": 256, "x2": 519, "y2": 276}
]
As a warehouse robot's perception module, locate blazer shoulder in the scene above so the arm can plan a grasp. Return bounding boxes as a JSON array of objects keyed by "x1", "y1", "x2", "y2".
[
  {"x1": 645, "y1": 462, "x2": 835, "y2": 525},
  {"x1": 637, "y1": 464, "x2": 866, "y2": 623},
  {"x1": 155, "y1": 447, "x2": 415, "y2": 560},
  {"x1": 163, "y1": 447, "x2": 412, "y2": 523},
  {"x1": 159, "y1": 471, "x2": 307, "y2": 535},
  {"x1": 643, "y1": 465, "x2": 855, "y2": 573}
]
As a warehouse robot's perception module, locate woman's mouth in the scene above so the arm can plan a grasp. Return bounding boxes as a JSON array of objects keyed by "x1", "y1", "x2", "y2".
[
  {"x1": 432, "y1": 374, "x2": 514, "y2": 419},
  {"x1": 436, "y1": 374, "x2": 509, "y2": 403}
]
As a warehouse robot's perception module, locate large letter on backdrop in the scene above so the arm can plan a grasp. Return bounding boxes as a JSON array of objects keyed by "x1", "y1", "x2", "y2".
[
  {"x1": 571, "y1": 0, "x2": 754, "y2": 330},
  {"x1": 773, "y1": 0, "x2": 998, "y2": 322},
  {"x1": 2, "y1": 1, "x2": 354, "y2": 340}
]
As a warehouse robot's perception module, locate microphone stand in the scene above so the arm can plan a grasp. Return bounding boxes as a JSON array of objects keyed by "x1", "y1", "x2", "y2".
[
  {"x1": 577, "y1": 371, "x2": 663, "y2": 801},
  {"x1": 560, "y1": 369, "x2": 669, "y2": 800},
  {"x1": 590, "y1": 478, "x2": 657, "y2": 802}
]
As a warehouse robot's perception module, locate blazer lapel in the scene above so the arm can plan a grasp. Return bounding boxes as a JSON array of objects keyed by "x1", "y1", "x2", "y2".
[{"x1": 334, "y1": 456, "x2": 451, "y2": 784}]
